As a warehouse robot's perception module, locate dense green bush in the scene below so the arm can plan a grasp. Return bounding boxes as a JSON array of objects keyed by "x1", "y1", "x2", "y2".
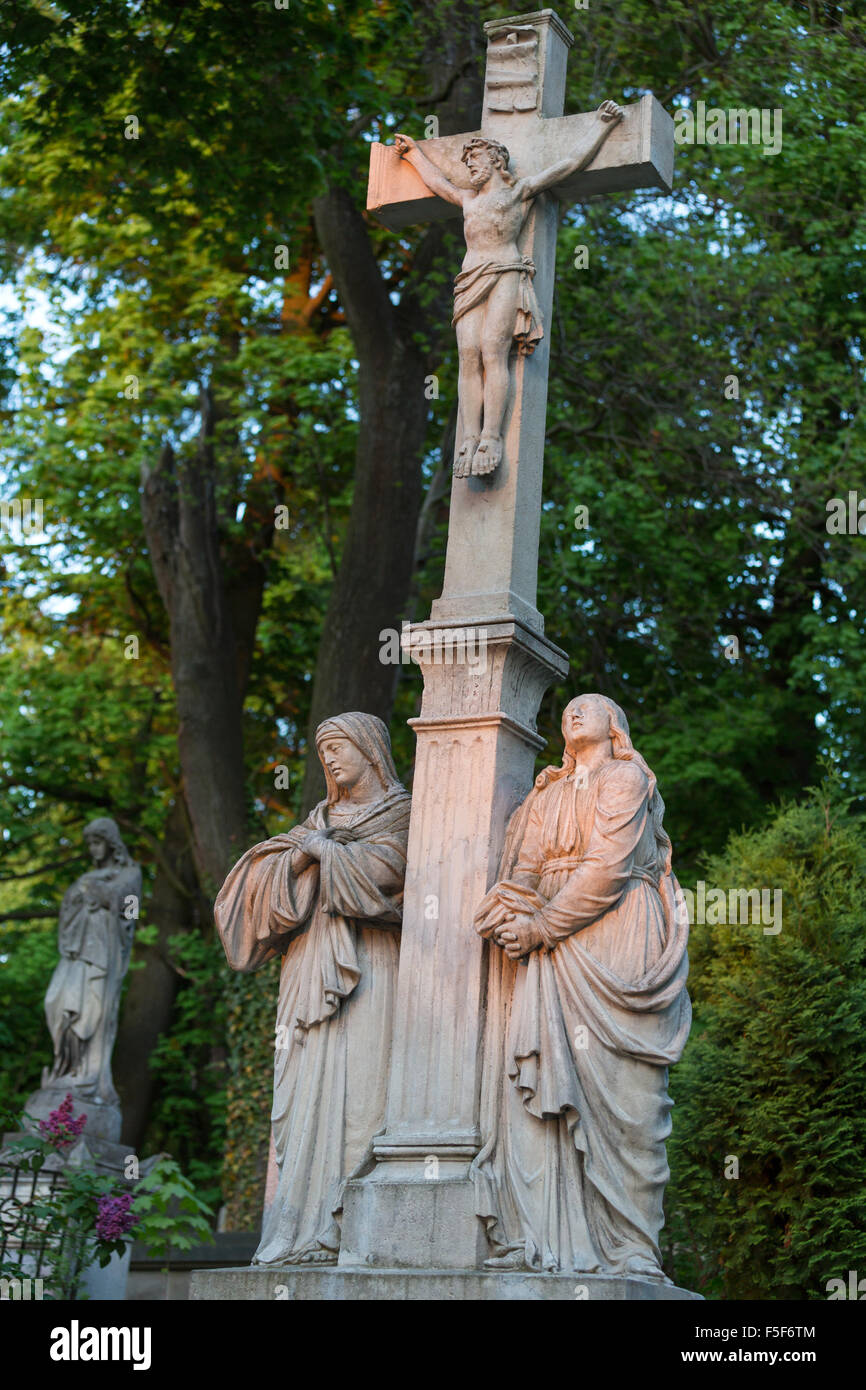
[
  {"x1": 0, "y1": 922, "x2": 56, "y2": 1118},
  {"x1": 665, "y1": 781, "x2": 866, "y2": 1298},
  {"x1": 142, "y1": 929, "x2": 230, "y2": 1212}
]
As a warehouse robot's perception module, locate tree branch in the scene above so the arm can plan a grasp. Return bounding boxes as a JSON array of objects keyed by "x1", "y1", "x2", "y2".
[
  {"x1": 313, "y1": 184, "x2": 394, "y2": 372},
  {"x1": 0, "y1": 910, "x2": 57, "y2": 922},
  {"x1": 0, "y1": 856, "x2": 81, "y2": 883}
]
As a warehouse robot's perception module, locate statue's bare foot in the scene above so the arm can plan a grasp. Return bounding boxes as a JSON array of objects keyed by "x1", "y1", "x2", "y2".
[
  {"x1": 297, "y1": 1247, "x2": 337, "y2": 1265},
  {"x1": 619, "y1": 1253, "x2": 670, "y2": 1282},
  {"x1": 483, "y1": 1248, "x2": 527, "y2": 1271},
  {"x1": 472, "y1": 433, "x2": 502, "y2": 475},
  {"x1": 454, "y1": 435, "x2": 479, "y2": 478}
]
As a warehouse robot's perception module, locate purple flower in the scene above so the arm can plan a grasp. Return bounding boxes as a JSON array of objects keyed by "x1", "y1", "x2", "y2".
[
  {"x1": 38, "y1": 1093, "x2": 88, "y2": 1150},
  {"x1": 95, "y1": 1191, "x2": 137, "y2": 1242}
]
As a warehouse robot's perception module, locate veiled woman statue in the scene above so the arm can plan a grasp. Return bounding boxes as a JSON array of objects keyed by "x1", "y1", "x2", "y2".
[
  {"x1": 472, "y1": 694, "x2": 691, "y2": 1279},
  {"x1": 29, "y1": 817, "x2": 141, "y2": 1141},
  {"x1": 215, "y1": 713, "x2": 411, "y2": 1267}
]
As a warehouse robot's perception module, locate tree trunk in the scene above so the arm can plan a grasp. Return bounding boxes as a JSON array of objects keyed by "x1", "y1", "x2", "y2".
[
  {"x1": 140, "y1": 390, "x2": 253, "y2": 891},
  {"x1": 301, "y1": 1, "x2": 484, "y2": 809},
  {"x1": 114, "y1": 797, "x2": 201, "y2": 1149}
]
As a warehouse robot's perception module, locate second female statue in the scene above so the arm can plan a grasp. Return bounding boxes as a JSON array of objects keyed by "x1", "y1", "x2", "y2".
[
  {"x1": 472, "y1": 694, "x2": 691, "y2": 1280},
  {"x1": 215, "y1": 713, "x2": 411, "y2": 1267},
  {"x1": 25, "y1": 816, "x2": 141, "y2": 1143}
]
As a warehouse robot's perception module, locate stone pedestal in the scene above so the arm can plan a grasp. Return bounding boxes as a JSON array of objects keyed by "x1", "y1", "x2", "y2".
[
  {"x1": 190, "y1": 1267, "x2": 702, "y2": 1302},
  {"x1": 337, "y1": 615, "x2": 568, "y2": 1271},
  {"x1": 22, "y1": 1084, "x2": 122, "y2": 1143}
]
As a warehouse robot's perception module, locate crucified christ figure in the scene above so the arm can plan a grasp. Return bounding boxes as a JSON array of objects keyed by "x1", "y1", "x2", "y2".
[{"x1": 394, "y1": 101, "x2": 623, "y2": 477}]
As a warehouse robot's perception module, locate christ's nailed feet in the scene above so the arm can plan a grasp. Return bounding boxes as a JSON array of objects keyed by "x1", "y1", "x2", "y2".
[
  {"x1": 472, "y1": 432, "x2": 503, "y2": 476},
  {"x1": 454, "y1": 434, "x2": 479, "y2": 478}
]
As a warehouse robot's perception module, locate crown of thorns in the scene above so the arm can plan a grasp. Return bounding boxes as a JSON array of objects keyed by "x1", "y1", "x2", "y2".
[{"x1": 461, "y1": 137, "x2": 511, "y2": 169}]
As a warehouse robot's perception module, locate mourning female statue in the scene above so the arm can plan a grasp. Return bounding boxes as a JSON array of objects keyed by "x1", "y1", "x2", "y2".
[
  {"x1": 472, "y1": 694, "x2": 691, "y2": 1279},
  {"x1": 27, "y1": 817, "x2": 142, "y2": 1142},
  {"x1": 215, "y1": 713, "x2": 411, "y2": 1266}
]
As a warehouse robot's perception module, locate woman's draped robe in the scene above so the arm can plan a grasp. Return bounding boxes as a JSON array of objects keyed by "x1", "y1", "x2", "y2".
[
  {"x1": 215, "y1": 789, "x2": 410, "y2": 1266},
  {"x1": 472, "y1": 758, "x2": 691, "y2": 1276},
  {"x1": 44, "y1": 862, "x2": 141, "y2": 1102}
]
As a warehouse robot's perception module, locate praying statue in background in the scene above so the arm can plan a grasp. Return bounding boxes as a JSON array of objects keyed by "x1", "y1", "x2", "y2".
[
  {"x1": 394, "y1": 100, "x2": 622, "y2": 478},
  {"x1": 472, "y1": 694, "x2": 691, "y2": 1278},
  {"x1": 215, "y1": 713, "x2": 411, "y2": 1267},
  {"x1": 26, "y1": 817, "x2": 142, "y2": 1143}
]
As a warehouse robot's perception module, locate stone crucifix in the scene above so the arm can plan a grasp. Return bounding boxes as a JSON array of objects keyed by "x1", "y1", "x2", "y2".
[
  {"x1": 393, "y1": 99, "x2": 623, "y2": 478},
  {"x1": 333, "y1": 9, "x2": 677, "y2": 1280},
  {"x1": 368, "y1": 8, "x2": 673, "y2": 633}
]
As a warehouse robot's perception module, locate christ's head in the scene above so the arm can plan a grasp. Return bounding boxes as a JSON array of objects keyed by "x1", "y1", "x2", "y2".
[{"x1": 461, "y1": 137, "x2": 514, "y2": 189}]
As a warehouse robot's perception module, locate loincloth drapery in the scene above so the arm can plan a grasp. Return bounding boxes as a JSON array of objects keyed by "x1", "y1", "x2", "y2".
[{"x1": 452, "y1": 256, "x2": 543, "y2": 356}]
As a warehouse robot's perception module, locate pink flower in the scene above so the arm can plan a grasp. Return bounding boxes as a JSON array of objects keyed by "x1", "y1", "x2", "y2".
[
  {"x1": 95, "y1": 1191, "x2": 137, "y2": 1242},
  {"x1": 38, "y1": 1093, "x2": 87, "y2": 1150}
]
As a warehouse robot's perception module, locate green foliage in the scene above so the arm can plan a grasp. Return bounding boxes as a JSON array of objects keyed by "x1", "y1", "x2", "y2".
[
  {"x1": 0, "y1": 0, "x2": 457, "y2": 1220},
  {"x1": 144, "y1": 931, "x2": 230, "y2": 1209},
  {"x1": 221, "y1": 962, "x2": 280, "y2": 1230},
  {"x1": 131, "y1": 1155, "x2": 215, "y2": 1261},
  {"x1": 0, "y1": 1130, "x2": 214, "y2": 1297},
  {"x1": 0, "y1": 922, "x2": 56, "y2": 1115},
  {"x1": 529, "y1": 0, "x2": 866, "y2": 867},
  {"x1": 665, "y1": 782, "x2": 866, "y2": 1298}
]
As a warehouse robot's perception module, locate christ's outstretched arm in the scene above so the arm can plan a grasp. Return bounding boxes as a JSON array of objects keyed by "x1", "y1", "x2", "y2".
[
  {"x1": 521, "y1": 100, "x2": 623, "y2": 200},
  {"x1": 393, "y1": 133, "x2": 466, "y2": 208}
]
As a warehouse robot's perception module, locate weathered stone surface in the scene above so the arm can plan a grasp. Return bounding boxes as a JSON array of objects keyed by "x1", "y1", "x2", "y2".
[
  {"x1": 191, "y1": 1266, "x2": 701, "y2": 1301},
  {"x1": 375, "y1": 10, "x2": 673, "y2": 489},
  {"x1": 472, "y1": 693, "x2": 691, "y2": 1277},
  {"x1": 24, "y1": 818, "x2": 141, "y2": 1145},
  {"x1": 340, "y1": 619, "x2": 567, "y2": 1271},
  {"x1": 214, "y1": 713, "x2": 411, "y2": 1268}
]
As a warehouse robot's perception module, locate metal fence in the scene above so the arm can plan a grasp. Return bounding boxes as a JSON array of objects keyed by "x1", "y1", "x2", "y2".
[{"x1": 0, "y1": 1161, "x2": 83, "y2": 1297}]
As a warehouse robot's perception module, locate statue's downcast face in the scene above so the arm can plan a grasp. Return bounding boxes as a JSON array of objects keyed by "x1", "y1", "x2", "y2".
[
  {"x1": 461, "y1": 138, "x2": 510, "y2": 190},
  {"x1": 318, "y1": 735, "x2": 370, "y2": 791},
  {"x1": 84, "y1": 832, "x2": 110, "y2": 866},
  {"x1": 466, "y1": 148, "x2": 495, "y2": 188}
]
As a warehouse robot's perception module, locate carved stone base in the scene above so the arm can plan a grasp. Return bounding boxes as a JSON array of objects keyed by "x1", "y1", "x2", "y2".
[
  {"x1": 339, "y1": 1167, "x2": 487, "y2": 1270},
  {"x1": 190, "y1": 1266, "x2": 702, "y2": 1301},
  {"x1": 2, "y1": 1130, "x2": 135, "y2": 1176},
  {"x1": 348, "y1": 616, "x2": 568, "y2": 1270}
]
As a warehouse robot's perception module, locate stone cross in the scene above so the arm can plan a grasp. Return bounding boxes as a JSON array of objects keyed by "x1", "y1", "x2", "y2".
[
  {"x1": 368, "y1": 7, "x2": 673, "y2": 633},
  {"x1": 340, "y1": 9, "x2": 675, "y2": 1272}
]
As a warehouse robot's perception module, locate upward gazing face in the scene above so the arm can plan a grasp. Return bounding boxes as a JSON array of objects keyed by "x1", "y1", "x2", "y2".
[
  {"x1": 319, "y1": 736, "x2": 370, "y2": 792},
  {"x1": 85, "y1": 834, "x2": 110, "y2": 866},
  {"x1": 563, "y1": 697, "x2": 611, "y2": 753}
]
